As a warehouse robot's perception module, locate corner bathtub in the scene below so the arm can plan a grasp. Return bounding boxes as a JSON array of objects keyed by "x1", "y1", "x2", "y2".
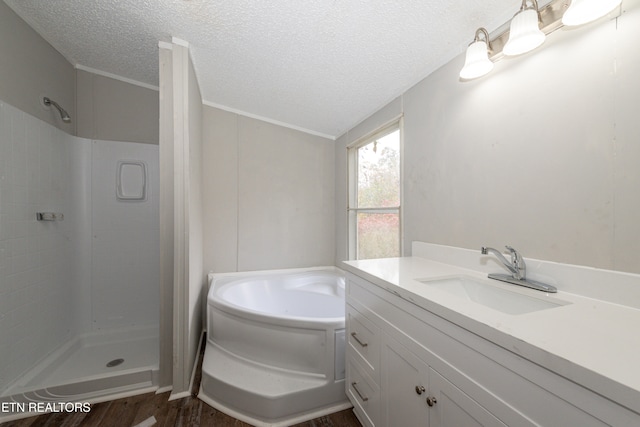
[{"x1": 198, "y1": 267, "x2": 350, "y2": 427}]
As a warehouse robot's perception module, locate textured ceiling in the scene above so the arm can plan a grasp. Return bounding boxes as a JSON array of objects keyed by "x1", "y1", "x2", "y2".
[{"x1": 4, "y1": 0, "x2": 533, "y2": 138}]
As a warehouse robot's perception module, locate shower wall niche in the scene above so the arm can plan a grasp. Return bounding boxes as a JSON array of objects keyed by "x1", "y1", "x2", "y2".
[{"x1": 0, "y1": 99, "x2": 159, "y2": 398}]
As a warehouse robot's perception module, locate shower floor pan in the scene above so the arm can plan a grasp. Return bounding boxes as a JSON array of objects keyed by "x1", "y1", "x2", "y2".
[{"x1": 0, "y1": 326, "x2": 159, "y2": 421}]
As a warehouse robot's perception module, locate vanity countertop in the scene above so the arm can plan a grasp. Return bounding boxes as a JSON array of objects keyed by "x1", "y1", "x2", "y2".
[{"x1": 342, "y1": 255, "x2": 640, "y2": 415}]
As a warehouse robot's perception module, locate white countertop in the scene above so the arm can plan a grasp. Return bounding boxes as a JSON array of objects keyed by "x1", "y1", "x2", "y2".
[{"x1": 341, "y1": 255, "x2": 640, "y2": 415}]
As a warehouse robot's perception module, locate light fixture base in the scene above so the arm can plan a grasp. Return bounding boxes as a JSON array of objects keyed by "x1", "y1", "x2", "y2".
[{"x1": 460, "y1": 0, "x2": 623, "y2": 81}]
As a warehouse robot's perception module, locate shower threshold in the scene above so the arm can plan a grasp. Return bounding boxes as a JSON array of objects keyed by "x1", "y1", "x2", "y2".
[{"x1": 0, "y1": 326, "x2": 159, "y2": 422}]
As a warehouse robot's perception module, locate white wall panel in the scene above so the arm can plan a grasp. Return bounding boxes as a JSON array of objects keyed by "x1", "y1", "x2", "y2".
[
  {"x1": 203, "y1": 105, "x2": 335, "y2": 273},
  {"x1": 91, "y1": 140, "x2": 159, "y2": 330}
]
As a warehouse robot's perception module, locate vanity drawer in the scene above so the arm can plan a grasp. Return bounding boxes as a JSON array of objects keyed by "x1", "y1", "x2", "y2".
[
  {"x1": 347, "y1": 357, "x2": 380, "y2": 427},
  {"x1": 347, "y1": 304, "x2": 380, "y2": 375}
]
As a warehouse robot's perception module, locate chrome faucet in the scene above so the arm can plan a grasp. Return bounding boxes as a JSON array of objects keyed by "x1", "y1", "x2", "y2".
[
  {"x1": 481, "y1": 246, "x2": 525, "y2": 280},
  {"x1": 480, "y1": 246, "x2": 556, "y2": 293}
]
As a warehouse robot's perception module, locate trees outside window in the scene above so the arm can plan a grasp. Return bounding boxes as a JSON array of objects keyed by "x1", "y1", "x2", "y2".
[{"x1": 348, "y1": 122, "x2": 401, "y2": 260}]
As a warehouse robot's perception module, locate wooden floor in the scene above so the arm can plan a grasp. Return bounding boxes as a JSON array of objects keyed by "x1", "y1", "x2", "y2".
[
  {"x1": 2, "y1": 336, "x2": 361, "y2": 427},
  {"x1": 1, "y1": 390, "x2": 360, "y2": 427}
]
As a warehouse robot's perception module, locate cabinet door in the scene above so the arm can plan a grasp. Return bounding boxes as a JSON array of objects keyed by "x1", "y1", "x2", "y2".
[
  {"x1": 429, "y1": 368, "x2": 507, "y2": 427},
  {"x1": 381, "y1": 334, "x2": 429, "y2": 427}
]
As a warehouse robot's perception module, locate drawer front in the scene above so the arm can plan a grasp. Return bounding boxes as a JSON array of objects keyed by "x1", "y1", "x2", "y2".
[
  {"x1": 347, "y1": 304, "x2": 380, "y2": 376},
  {"x1": 347, "y1": 357, "x2": 380, "y2": 427}
]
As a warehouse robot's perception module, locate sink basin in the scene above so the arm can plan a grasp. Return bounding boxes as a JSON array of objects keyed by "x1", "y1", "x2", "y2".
[{"x1": 417, "y1": 276, "x2": 569, "y2": 315}]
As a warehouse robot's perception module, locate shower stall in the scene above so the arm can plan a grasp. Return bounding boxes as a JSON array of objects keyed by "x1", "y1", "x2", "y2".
[{"x1": 0, "y1": 100, "x2": 160, "y2": 419}]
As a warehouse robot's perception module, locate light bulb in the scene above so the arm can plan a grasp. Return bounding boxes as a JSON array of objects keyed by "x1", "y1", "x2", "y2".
[
  {"x1": 503, "y1": 7, "x2": 545, "y2": 56},
  {"x1": 460, "y1": 40, "x2": 494, "y2": 80},
  {"x1": 562, "y1": 0, "x2": 622, "y2": 26}
]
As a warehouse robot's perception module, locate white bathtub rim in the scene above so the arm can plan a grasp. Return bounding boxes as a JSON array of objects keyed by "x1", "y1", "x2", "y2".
[
  {"x1": 208, "y1": 265, "x2": 345, "y2": 282},
  {"x1": 213, "y1": 274, "x2": 346, "y2": 311},
  {"x1": 198, "y1": 388, "x2": 353, "y2": 427},
  {"x1": 209, "y1": 300, "x2": 345, "y2": 330},
  {"x1": 208, "y1": 266, "x2": 346, "y2": 327}
]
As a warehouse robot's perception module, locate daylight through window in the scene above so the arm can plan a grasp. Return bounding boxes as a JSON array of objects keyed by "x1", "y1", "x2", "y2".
[{"x1": 348, "y1": 121, "x2": 401, "y2": 260}]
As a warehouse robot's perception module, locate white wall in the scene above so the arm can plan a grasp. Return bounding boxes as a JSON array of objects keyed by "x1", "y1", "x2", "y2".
[
  {"x1": 336, "y1": 4, "x2": 640, "y2": 275},
  {"x1": 186, "y1": 45, "x2": 204, "y2": 394},
  {"x1": 76, "y1": 70, "x2": 159, "y2": 145},
  {"x1": 203, "y1": 105, "x2": 336, "y2": 273},
  {"x1": 201, "y1": 107, "x2": 238, "y2": 273},
  {"x1": 158, "y1": 43, "x2": 174, "y2": 390},
  {"x1": 0, "y1": 2, "x2": 75, "y2": 135},
  {"x1": 90, "y1": 140, "x2": 159, "y2": 330},
  {"x1": 0, "y1": 101, "x2": 78, "y2": 393}
]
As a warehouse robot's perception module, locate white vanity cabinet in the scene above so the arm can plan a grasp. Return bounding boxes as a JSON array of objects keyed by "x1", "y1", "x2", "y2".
[
  {"x1": 346, "y1": 303, "x2": 381, "y2": 426},
  {"x1": 348, "y1": 295, "x2": 506, "y2": 427},
  {"x1": 345, "y1": 271, "x2": 637, "y2": 427},
  {"x1": 381, "y1": 333, "x2": 507, "y2": 427},
  {"x1": 380, "y1": 333, "x2": 430, "y2": 426}
]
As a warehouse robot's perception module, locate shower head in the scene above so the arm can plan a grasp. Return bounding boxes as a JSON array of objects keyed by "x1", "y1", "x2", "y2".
[{"x1": 43, "y1": 96, "x2": 72, "y2": 123}]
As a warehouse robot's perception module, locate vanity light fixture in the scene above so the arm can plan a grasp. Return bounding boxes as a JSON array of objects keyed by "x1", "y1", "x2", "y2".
[
  {"x1": 562, "y1": 0, "x2": 623, "y2": 26},
  {"x1": 459, "y1": 0, "x2": 624, "y2": 81},
  {"x1": 459, "y1": 28, "x2": 494, "y2": 80},
  {"x1": 503, "y1": 0, "x2": 545, "y2": 56}
]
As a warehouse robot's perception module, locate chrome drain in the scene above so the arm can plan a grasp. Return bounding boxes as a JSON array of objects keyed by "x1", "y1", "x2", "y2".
[{"x1": 106, "y1": 358, "x2": 124, "y2": 368}]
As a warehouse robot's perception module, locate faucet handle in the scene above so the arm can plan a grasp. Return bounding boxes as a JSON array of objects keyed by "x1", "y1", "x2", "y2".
[
  {"x1": 505, "y1": 245, "x2": 518, "y2": 257},
  {"x1": 505, "y1": 246, "x2": 526, "y2": 279}
]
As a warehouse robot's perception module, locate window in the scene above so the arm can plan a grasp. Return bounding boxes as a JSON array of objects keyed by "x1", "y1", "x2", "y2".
[{"x1": 348, "y1": 121, "x2": 401, "y2": 260}]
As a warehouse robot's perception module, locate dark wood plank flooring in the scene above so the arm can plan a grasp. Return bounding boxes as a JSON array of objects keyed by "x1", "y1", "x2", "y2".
[
  {"x1": 2, "y1": 335, "x2": 361, "y2": 427},
  {"x1": 2, "y1": 390, "x2": 360, "y2": 427}
]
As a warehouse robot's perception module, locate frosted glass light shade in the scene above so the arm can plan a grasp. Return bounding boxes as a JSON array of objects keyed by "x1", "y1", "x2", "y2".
[
  {"x1": 562, "y1": 0, "x2": 622, "y2": 26},
  {"x1": 503, "y1": 8, "x2": 545, "y2": 56},
  {"x1": 459, "y1": 41, "x2": 494, "y2": 80}
]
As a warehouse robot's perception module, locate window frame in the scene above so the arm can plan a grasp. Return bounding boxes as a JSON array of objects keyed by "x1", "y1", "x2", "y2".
[{"x1": 347, "y1": 118, "x2": 403, "y2": 260}]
